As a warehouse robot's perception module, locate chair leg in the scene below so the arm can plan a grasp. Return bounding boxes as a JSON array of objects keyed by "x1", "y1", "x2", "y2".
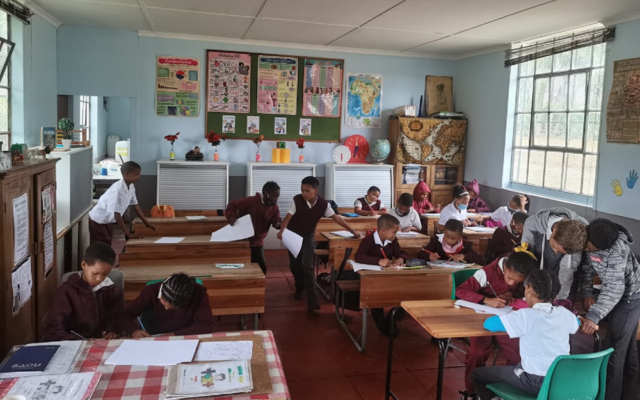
[
  {"x1": 314, "y1": 257, "x2": 331, "y2": 301},
  {"x1": 240, "y1": 315, "x2": 246, "y2": 331},
  {"x1": 253, "y1": 314, "x2": 259, "y2": 330},
  {"x1": 334, "y1": 289, "x2": 367, "y2": 352}
]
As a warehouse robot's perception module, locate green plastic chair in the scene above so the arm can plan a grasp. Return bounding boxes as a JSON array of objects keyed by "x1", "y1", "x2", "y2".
[
  {"x1": 451, "y1": 268, "x2": 478, "y2": 299},
  {"x1": 487, "y1": 348, "x2": 614, "y2": 400}
]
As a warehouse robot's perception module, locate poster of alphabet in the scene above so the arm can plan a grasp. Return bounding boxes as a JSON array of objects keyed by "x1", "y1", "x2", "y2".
[
  {"x1": 207, "y1": 51, "x2": 251, "y2": 113},
  {"x1": 606, "y1": 57, "x2": 640, "y2": 143},
  {"x1": 156, "y1": 56, "x2": 200, "y2": 117}
]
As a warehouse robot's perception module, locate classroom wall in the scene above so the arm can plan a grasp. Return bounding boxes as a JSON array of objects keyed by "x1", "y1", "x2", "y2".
[
  {"x1": 90, "y1": 96, "x2": 108, "y2": 159},
  {"x1": 107, "y1": 97, "x2": 132, "y2": 140}
]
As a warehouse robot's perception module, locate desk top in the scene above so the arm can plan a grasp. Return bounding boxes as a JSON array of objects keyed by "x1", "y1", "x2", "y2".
[
  {"x1": 127, "y1": 235, "x2": 250, "y2": 247},
  {"x1": 463, "y1": 227, "x2": 497, "y2": 237},
  {"x1": 133, "y1": 216, "x2": 228, "y2": 224},
  {"x1": 321, "y1": 232, "x2": 429, "y2": 242},
  {"x1": 121, "y1": 262, "x2": 265, "y2": 282}
]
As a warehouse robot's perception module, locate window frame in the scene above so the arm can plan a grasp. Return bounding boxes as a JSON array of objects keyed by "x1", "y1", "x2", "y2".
[{"x1": 0, "y1": 10, "x2": 10, "y2": 151}]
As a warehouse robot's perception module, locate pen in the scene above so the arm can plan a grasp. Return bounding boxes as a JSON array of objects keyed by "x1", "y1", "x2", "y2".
[
  {"x1": 137, "y1": 316, "x2": 147, "y2": 332},
  {"x1": 71, "y1": 330, "x2": 87, "y2": 340},
  {"x1": 511, "y1": 239, "x2": 517, "y2": 245},
  {"x1": 380, "y1": 247, "x2": 388, "y2": 260}
]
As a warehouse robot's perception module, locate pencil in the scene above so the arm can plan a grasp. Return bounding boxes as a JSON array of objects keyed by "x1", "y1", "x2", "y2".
[
  {"x1": 486, "y1": 281, "x2": 499, "y2": 298},
  {"x1": 71, "y1": 330, "x2": 87, "y2": 340},
  {"x1": 380, "y1": 247, "x2": 388, "y2": 260},
  {"x1": 137, "y1": 316, "x2": 147, "y2": 332},
  {"x1": 423, "y1": 249, "x2": 440, "y2": 258},
  {"x1": 511, "y1": 239, "x2": 517, "y2": 245}
]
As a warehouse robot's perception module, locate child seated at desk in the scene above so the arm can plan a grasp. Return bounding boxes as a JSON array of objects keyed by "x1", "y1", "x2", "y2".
[
  {"x1": 478, "y1": 194, "x2": 529, "y2": 228},
  {"x1": 418, "y1": 220, "x2": 486, "y2": 265},
  {"x1": 456, "y1": 250, "x2": 538, "y2": 398},
  {"x1": 122, "y1": 273, "x2": 214, "y2": 338},
  {"x1": 43, "y1": 243, "x2": 122, "y2": 341},
  {"x1": 389, "y1": 193, "x2": 422, "y2": 232},
  {"x1": 466, "y1": 179, "x2": 490, "y2": 213},
  {"x1": 438, "y1": 184, "x2": 475, "y2": 231},
  {"x1": 354, "y1": 186, "x2": 388, "y2": 216},
  {"x1": 485, "y1": 212, "x2": 529, "y2": 263},
  {"x1": 412, "y1": 181, "x2": 440, "y2": 214}
]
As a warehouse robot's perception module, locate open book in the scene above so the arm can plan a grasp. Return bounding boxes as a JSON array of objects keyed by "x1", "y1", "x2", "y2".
[{"x1": 165, "y1": 360, "x2": 253, "y2": 399}]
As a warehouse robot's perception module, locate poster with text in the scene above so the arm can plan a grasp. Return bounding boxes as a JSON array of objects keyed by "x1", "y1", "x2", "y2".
[
  {"x1": 303, "y1": 59, "x2": 343, "y2": 117},
  {"x1": 44, "y1": 219, "x2": 54, "y2": 278},
  {"x1": 13, "y1": 193, "x2": 29, "y2": 266},
  {"x1": 207, "y1": 51, "x2": 251, "y2": 113},
  {"x1": 346, "y1": 73, "x2": 382, "y2": 129},
  {"x1": 257, "y1": 55, "x2": 298, "y2": 115},
  {"x1": 222, "y1": 115, "x2": 236, "y2": 133},
  {"x1": 156, "y1": 56, "x2": 200, "y2": 117},
  {"x1": 299, "y1": 118, "x2": 312, "y2": 136},
  {"x1": 12, "y1": 257, "x2": 32, "y2": 315},
  {"x1": 275, "y1": 117, "x2": 287, "y2": 135},
  {"x1": 247, "y1": 116, "x2": 260, "y2": 134}
]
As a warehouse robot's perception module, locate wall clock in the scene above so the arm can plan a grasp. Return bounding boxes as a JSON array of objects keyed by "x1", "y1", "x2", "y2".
[
  {"x1": 333, "y1": 145, "x2": 351, "y2": 164},
  {"x1": 344, "y1": 135, "x2": 369, "y2": 164}
]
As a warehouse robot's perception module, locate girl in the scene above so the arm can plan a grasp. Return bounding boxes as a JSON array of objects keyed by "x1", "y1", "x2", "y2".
[
  {"x1": 466, "y1": 179, "x2": 490, "y2": 213},
  {"x1": 438, "y1": 184, "x2": 474, "y2": 231},
  {"x1": 122, "y1": 273, "x2": 215, "y2": 338},
  {"x1": 481, "y1": 194, "x2": 529, "y2": 228},
  {"x1": 472, "y1": 269, "x2": 580, "y2": 400},
  {"x1": 412, "y1": 181, "x2": 440, "y2": 214},
  {"x1": 354, "y1": 186, "x2": 388, "y2": 216},
  {"x1": 456, "y1": 251, "x2": 538, "y2": 398},
  {"x1": 418, "y1": 219, "x2": 485, "y2": 265}
]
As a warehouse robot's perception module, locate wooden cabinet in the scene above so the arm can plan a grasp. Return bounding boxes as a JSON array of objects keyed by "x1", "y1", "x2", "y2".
[{"x1": 0, "y1": 159, "x2": 58, "y2": 354}]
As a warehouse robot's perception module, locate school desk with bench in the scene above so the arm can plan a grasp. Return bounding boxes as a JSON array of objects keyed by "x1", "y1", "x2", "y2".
[
  {"x1": 132, "y1": 216, "x2": 228, "y2": 236},
  {"x1": 121, "y1": 236, "x2": 252, "y2": 264}
]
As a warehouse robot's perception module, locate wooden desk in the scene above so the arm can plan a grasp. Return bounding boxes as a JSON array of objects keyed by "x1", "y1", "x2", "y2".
[
  {"x1": 125, "y1": 235, "x2": 250, "y2": 253},
  {"x1": 420, "y1": 213, "x2": 487, "y2": 236},
  {"x1": 463, "y1": 227, "x2": 496, "y2": 256},
  {"x1": 132, "y1": 216, "x2": 228, "y2": 236},
  {"x1": 315, "y1": 215, "x2": 381, "y2": 242}
]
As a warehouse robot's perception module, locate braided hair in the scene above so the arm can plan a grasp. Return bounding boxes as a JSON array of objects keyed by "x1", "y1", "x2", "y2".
[
  {"x1": 524, "y1": 269, "x2": 560, "y2": 303},
  {"x1": 504, "y1": 252, "x2": 538, "y2": 276},
  {"x1": 160, "y1": 273, "x2": 196, "y2": 307}
]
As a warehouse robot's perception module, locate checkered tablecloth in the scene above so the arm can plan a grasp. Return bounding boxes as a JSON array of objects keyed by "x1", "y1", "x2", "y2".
[{"x1": 73, "y1": 330, "x2": 289, "y2": 400}]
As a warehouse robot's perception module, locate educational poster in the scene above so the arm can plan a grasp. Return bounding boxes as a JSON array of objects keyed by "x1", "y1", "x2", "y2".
[
  {"x1": 156, "y1": 56, "x2": 200, "y2": 117},
  {"x1": 207, "y1": 51, "x2": 251, "y2": 113},
  {"x1": 13, "y1": 193, "x2": 29, "y2": 266},
  {"x1": 41, "y1": 184, "x2": 54, "y2": 222},
  {"x1": 0, "y1": 371, "x2": 101, "y2": 400},
  {"x1": 222, "y1": 115, "x2": 236, "y2": 133},
  {"x1": 44, "y1": 220, "x2": 54, "y2": 278},
  {"x1": 257, "y1": 55, "x2": 298, "y2": 115},
  {"x1": 247, "y1": 116, "x2": 260, "y2": 134},
  {"x1": 346, "y1": 73, "x2": 382, "y2": 129},
  {"x1": 606, "y1": 57, "x2": 640, "y2": 143},
  {"x1": 275, "y1": 117, "x2": 287, "y2": 135},
  {"x1": 303, "y1": 59, "x2": 343, "y2": 117},
  {"x1": 299, "y1": 118, "x2": 312, "y2": 136},
  {"x1": 12, "y1": 257, "x2": 32, "y2": 315}
]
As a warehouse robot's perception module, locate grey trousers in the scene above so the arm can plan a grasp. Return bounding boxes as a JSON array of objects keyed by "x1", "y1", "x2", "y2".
[
  {"x1": 288, "y1": 234, "x2": 319, "y2": 310},
  {"x1": 472, "y1": 365, "x2": 544, "y2": 400}
]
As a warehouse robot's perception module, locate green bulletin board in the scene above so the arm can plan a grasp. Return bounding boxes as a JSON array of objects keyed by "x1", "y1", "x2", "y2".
[{"x1": 205, "y1": 51, "x2": 343, "y2": 143}]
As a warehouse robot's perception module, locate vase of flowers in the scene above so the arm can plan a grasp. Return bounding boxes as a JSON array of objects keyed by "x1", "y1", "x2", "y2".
[
  {"x1": 164, "y1": 132, "x2": 180, "y2": 160},
  {"x1": 58, "y1": 118, "x2": 75, "y2": 150},
  {"x1": 206, "y1": 130, "x2": 226, "y2": 161},
  {"x1": 296, "y1": 139, "x2": 305, "y2": 163},
  {"x1": 252, "y1": 135, "x2": 264, "y2": 162}
]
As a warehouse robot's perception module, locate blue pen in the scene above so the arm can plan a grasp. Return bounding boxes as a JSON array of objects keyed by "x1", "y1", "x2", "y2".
[{"x1": 137, "y1": 316, "x2": 147, "y2": 332}]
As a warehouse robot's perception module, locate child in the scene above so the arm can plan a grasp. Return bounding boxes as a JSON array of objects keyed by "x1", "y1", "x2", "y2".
[
  {"x1": 389, "y1": 193, "x2": 422, "y2": 232},
  {"x1": 412, "y1": 181, "x2": 440, "y2": 214},
  {"x1": 354, "y1": 186, "x2": 388, "y2": 216},
  {"x1": 122, "y1": 273, "x2": 214, "y2": 337},
  {"x1": 456, "y1": 251, "x2": 538, "y2": 398},
  {"x1": 438, "y1": 184, "x2": 474, "y2": 231},
  {"x1": 418, "y1": 219, "x2": 486, "y2": 265},
  {"x1": 278, "y1": 176, "x2": 359, "y2": 311},
  {"x1": 354, "y1": 214, "x2": 409, "y2": 335},
  {"x1": 479, "y1": 194, "x2": 529, "y2": 228},
  {"x1": 580, "y1": 218, "x2": 640, "y2": 400},
  {"x1": 472, "y1": 269, "x2": 579, "y2": 399},
  {"x1": 43, "y1": 242, "x2": 121, "y2": 341},
  {"x1": 485, "y1": 211, "x2": 529, "y2": 263},
  {"x1": 88, "y1": 161, "x2": 155, "y2": 245},
  {"x1": 225, "y1": 181, "x2": 282, "y2": 274},
  {"x1": 466, "y1": 179, "x2": 490, "y2": 213}
]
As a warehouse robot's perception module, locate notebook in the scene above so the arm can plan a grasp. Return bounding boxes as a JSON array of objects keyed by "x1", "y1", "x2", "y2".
[
  {"x1": 165, "y1": 360, "x2": 253, "y2": 399},
  {"x1": 0, "y1": 345, "x2": 59, "y2": 373}
]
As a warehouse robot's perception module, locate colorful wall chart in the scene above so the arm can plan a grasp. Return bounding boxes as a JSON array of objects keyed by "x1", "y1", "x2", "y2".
[
  {"x1": 207, "y1": 51, "x2": 251, "y2": 113},
  {"x1": 302, "y1": 59, "x2": 343, "y2": 117},
  {"x1": 346, "y1": 73, "x2": 383, "y2": 129},
  {"x1": 257, "y1": 55, "x2": 298, "y2": 115},
  {"x1": 156, "y1": 56, "x2": 200, "y2": 117}
]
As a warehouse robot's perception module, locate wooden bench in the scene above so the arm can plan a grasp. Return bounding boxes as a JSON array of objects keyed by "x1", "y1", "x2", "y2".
[{"x1": 132, "y1": 216, "x2": 228, "y2": 236}]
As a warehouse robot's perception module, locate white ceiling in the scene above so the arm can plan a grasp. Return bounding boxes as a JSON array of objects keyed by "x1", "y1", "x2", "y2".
[{"x1": 28, "y1": 0, "x2": 640, "y2": 59}]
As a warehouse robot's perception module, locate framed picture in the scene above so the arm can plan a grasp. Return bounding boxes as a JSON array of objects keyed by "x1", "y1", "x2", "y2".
[
  {"x1": 425, "y1": 76, "x2": 453, "y2": 116},
  {"x1": 40, "y1": 127, "x2": 57, "y2": 149}
]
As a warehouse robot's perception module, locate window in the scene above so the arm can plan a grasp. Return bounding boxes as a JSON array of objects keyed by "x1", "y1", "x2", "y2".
[
  {"x1": 79, "y1": 95, "x2": 90, "y2": 142},
  {"x1": 511, "y1": 43, "x2": 605, "y2": 197},
  {"x1": 0, "y1": 11, "x2": 9, "y2": 151}
]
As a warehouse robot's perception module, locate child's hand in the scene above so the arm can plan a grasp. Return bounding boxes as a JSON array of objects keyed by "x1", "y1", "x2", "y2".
[
  {"x1": 277, "y1": 231, "x2": 283, "y2": 240},
  {"x1": 484, "y1": 297, "x2": 507, "y2": 308},
  {"x1": 351, "y1": 231, "x2": 362, "y2": 238},
  {"x1": 392, "y1": 258, "x2": 405, "y2": 267},
  {"x1": 519, "y1": 194, "x2": 528, "y2": 209},
  {"x1": 498, "y1": 292, "x2": 514, "y2": 305},
  {"x1": 450, "y1": 254, "x2": 465, "y2": 262},
  {"x1": 227, "y1": 215, "x2": 237, "y2": 226},
  {"x1": 145, "y1": 223, "x2": 156, "y2": 231},
  {"x1": 102, "y1": 331, "x2": 120, "y2": 340},
  {"x1": 436, "y1": 204, "x2": 442, "y2": 212},
  {"x1": 401, "y1": 227, "x2": 412, "y2": 233},
  {"x1": 462, "y1": 219, "x2": 471, "y2": 226},
  {"x1": 132, "y1": 330, "x2": 151, "y2": 339},
  {"x1": 378, "y1": 259, "x2": 391, "y2": 268},
  {"x1": 429, "y1": 253, "x2": 440, "y2": 261},
  {"x1": 128, "y1": 232, "x2": 144, "y2": 240},
  {"x1": 579, "y1": 316, "x2": 599, "y2": 335},
  {"x1": 468, "y1": 209, "x2": 476, "y2": 213},
  {"x1": 582, "y1": 296, "x2": 596, "y2": 311},
  {"x1": 273, "y1": 221, "x2": 282, "y2": 230}
]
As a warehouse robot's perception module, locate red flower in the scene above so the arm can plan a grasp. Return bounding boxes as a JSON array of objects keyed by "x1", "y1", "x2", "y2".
[
  {"x1": 164, "y1": 132, "x2": 180, "y2": 144},
  {"x1": 296, "y1": 139, "x2": 305, "y2": 149},
  {"x1": 206, "y1": 130, "x2": 226, "y2": 146}
]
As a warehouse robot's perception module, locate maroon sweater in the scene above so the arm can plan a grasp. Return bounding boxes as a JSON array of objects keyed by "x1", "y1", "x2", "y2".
[
  {"x1": 122, "y1": 283, "x2": 214, "y2": 336},
  {"x1": 43, "y1": 273, "x2": 122, "y2": 341},
  {"x1": 355, "y1": 232, "x2": 410, "y2": 265},
  {"x1": 418, "y1": 236, "x2": 486, "y2": 265},
  {"x1": 225, "y1": 193, "x2": 281, "y2": 246},
  {"x1": 287, "y1": 194, "x2": 328, "y2": 236},
  {"x1": 456, "y1": 257, "x2": 525, "y2": 303},
  {"x1": 356, "y1": 196, "x2": 382, "y2": 211},
  {"x1": 486, "y1": 226, "x2": 521, "y2": 263}
]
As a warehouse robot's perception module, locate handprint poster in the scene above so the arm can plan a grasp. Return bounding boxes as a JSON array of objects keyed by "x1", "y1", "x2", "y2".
[{"x1": 611, "y1": 170, "x2": 638, "y2": 197}]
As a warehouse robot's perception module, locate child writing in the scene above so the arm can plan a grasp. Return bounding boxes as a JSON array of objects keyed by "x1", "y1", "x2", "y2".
[
  {"x1": 225, "y1": 181, "x2": 282, "y2": 274},
  {"x1": 88, "y1": 161, "x2": 155, "y2": 246},
  {"x1": 43, "y1": 242, "x2": 121, "y2": 341},
  {"x1": 419, "y1": 219, "x2": 486, "y2": 265},
  {"x1": 478, "y1": 194, "x2": 528, "y2": 228},
  {"x1": 278, "y1": 176, "x2": 360, "y2": 311},
  {"x1": 466, "y1": 179, "x2": 490, "y2": 213},
  {"x1": 122, "y1": 273, "x2": 214, "y2": 337},
  {"x1": 354, "y1": 186, "x2": 388, "y2": 216},
  {"x1": 389, "y1": 193, "x2": 422, "y2": 232},
  {"x1": 472, "y1": 269, "x2": 579, "y2": 399},
  {"x1": 485, "y1": 211, "x2": 529, "y2": 263},
  {"x1": 412, "y1": 181, "x2": 440, "y2": 214},
  {"x1": 438, "y1": 184, "x2": 474, "y2": 231},
  {"x1": 456, "y1": 251, "x2": 538, "y2": 398}
]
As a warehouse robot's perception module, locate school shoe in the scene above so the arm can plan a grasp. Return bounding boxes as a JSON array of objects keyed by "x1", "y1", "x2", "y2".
[
  {"x1": 457, "y1": 390, "x2": 476, "y2": 400},
  {"x1": 294, "y1": 289, "x2": 304, "y2": 299}
]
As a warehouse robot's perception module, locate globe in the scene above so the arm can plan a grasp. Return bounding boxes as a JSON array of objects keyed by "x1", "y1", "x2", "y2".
[{"x1": 370, "y1": 139, "x2": 391, "y2": 164}]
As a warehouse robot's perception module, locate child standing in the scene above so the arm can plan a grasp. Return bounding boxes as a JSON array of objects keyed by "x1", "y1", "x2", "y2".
[
  {"x1": 278, "y1": 176, "x2": 360, "y2": 311},
  {"x1": 43, "y1": 243, "x2": 121, "y2": 341},
  {"x1": 472, "y1": 269, "x2": 580, "y2": 399},
  {"x1": 466, "y1": 179, "x2": 490, "y2": 213},
  {"x1": 485, "y1": 211, "x2": 529, "y2": 263},
  {"x1": 354, "y1": 186, "x2": 388, "y2": 216},
  {"x1": 388, "y1": 193, "x2": 422, "y2": 232},
  {"x1": 456, "y1": 251, "x2": 538, "y2": 398},
  {"x1": 412, "y1": 181, "x2": 439, "y2": 214},
  {"x1": 438, "y1": 184, "x2": 474, "y2": 231},
  {"x1": 419, "y1": 220, "x2": 486, "y2": 265},
  {"x1": 225, "y1": 181, "x2": 282, "y2": 274},
  {"x1": 580, "y1": 218, "x2": 640, "y2": 400}
]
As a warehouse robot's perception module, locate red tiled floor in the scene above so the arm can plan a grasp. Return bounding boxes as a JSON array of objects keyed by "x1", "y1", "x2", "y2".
[
  {"x1": 288, "y1": 377, "x2": 362, "y2": 400},
  {"x1": 350, "y1": 371, "x2": 435, "y2": 400},
  {"x1": 266, "y1": 277, "x2": 294, "y2": 292},
  {"x1": 411, "y1": 367, "x2": 467, "y2": 400}
]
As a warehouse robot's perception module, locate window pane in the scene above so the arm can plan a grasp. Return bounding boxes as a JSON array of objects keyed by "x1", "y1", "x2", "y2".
[
  {"x1": 0, "y1": 133, "x2": 8, "y2": 151},
  {"x1": 562, "y1": 153, "x2": 583, "y2": 194},
  {"x1": 0, "y1": 87, "x2": 8, "y2": 132},
  {"x1": 536, "y1": 56, "x2": 552, "y2": 74},
  {"x1": 569, "y1": 73, "x2": 587, "y2": 111},
  {"x1": 534, "y1": 78, "x2": 549, "y2": 111},
  {"x1": 515, "y1": 114, "x2": 531, "y2": 147},
  {"x1": 550, "y1": 75, "x2": 568, "y2": 111},
  {"x1": 586, "y1": 112, "x2": 600, "y2": 153},
  {"x1": 582, "y1": 154, "x2": 597, "y2": 196},
  {"x1": 544, "y1": 151, "x2": 564, "y2": 190},
  {"x1": 512, "y1": 149, "x2": 529, "y2": 183},
  {"x1": 588, "y1": 68, "x2": 604, "y2": 110},
  {"x1": 517, "y1": 77, "x2": 533, "y2": 112},
  {"x1": 0, "y1": 13, "x2": 7, "y2": 39},
  {"x1": 528, "y1": 150, "x2": 545, "y2": 186},
  {"x1": 572, "y1": 46, "x2": 592, "y2": 69},
  {"x1": 567, "y1": 113, "x2": 584, "y2": 149},
  {"x1": 533, "y1": 113, "x2": 548, "y2": 146},
  {"x1": 0, "y1": 43, "x2": 7, "y2": 87},
  {"x1": 519, "y1": 60, "x2": 535, "y2": 77},
  {"x1": 549, "y1": 113, "x2": 567, "y2": 147},
  {"x1": 553, "y1": 51, "x2": 572, "y2": 72},
  {"x1": 592, "y1": 43, "x2": 606, "y2": 67}
]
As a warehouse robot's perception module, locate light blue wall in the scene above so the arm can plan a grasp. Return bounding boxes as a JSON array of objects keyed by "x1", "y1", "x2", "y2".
[
  {"x1": 107, "y1": 97, "x2": 132, "y2": 140},
  {"x1": 90, "y1": 96, "x2": 108, "y2": 158}
]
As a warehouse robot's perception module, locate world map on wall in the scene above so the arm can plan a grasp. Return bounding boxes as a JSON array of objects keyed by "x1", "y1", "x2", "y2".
[
  {"x1": 346, "y1": 74, "x2": 382, "y2": 129},
  {"x1": 395, "y1": 118, "x2": 467, "y2": 165}
]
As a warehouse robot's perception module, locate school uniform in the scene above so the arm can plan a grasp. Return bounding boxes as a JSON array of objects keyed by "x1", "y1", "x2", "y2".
[
  {"x1": 43, "y1": 272, "x2": 122, "y2": 341},
  {"x1": 88, "y1": 179, "x2": 138, "y2": 246},
  {"x1": 467, "y1": 179, "x2": 491, "y2": 213},
  {"x1": 354, "y1": 196, "x2": 385, "y2": 212},
  {"x1": 224, "y1": 193, "x2": 281, "y2": 274},
  {"x1": 486, "y1": 225, "x2": 521, "y2": 263},
  {"x1": 438, "y1": 202, "x2": 467, "y2": 226},
  {"x1": 412, "y1": 181, "x2": 433, "y2": 214},
  {"x1": 388, "y1": 207, "x2": 422, "y2": 231},
  {"x1": 487, "y1": 206, "x2": 515, "y2": 227},
  {"x1": 418, "y1": 236, "x2": 486, "y2": 265}
]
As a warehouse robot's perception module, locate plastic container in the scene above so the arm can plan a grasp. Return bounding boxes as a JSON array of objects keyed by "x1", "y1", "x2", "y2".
[
  {"x1": 115, "y1": 139, "x2": 130, "y2": 163},
  {"x1": 107, "y1": 135, "x2": 121, "y2": 158}
]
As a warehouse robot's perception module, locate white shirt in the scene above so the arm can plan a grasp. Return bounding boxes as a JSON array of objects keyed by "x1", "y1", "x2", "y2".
[
  {"x1": 354, "y1": 197, "x2": 386, "y2": 210},
  {"x1": 389, "y1": 207, "x2": 422, "y2": 230},
  {"x1": 500, "y1": 303, "x2": 579, "y2": 377},
  {"x1": 490, "y1": 206, "x2": 514, "y2": 227},
  {"x1": 373, "y1": 230, "x2": 391, "y2": 247},
  {"x1": 438, "y1": 202, "x2": 467, "y2": 226},
  {"x1": 287, "y1": 197, "x2": 335, "y2": 218},
  {"x1": 89, "y1": 179, "x2": 138, "y2": 224}
]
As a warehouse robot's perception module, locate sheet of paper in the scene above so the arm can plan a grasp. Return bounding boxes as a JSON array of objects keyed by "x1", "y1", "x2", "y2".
[
  {"x1": 427, "y1": 260, "x2": 469, "y2": 269},
  {"x1": 154, "y1": 237, "x2": 185, "y2": 244},
  {"x1": 44, "y1": 220, "x2": 54, "y2": 277},
  {"x1": 41, "y1": 185, "x2": 53, "y2": 222},
  {"x1": 105, "y1": 340, "x2": 199, "y2": 366},
  {"x1": 185, "y1": 215, "x2": 208, "y2": 221},
  {"x1": 396, "y1": 231, "x2": 419, "y2": 237},
  {"x1": 465, "y1": 226, "x2": 496, "y2": 233},
  {"x1": 210, "y1": 214, "x2": 255, "y2": 242},
  {"x1": 454, "y1": 299, "x2": 513, "y2": 316},
  {"x1": 12, "y1": 257, "x2": 32, "y2": 315},
  {"x1": 348, "y1": 261, "x2": 382, "y2": 272},
  {"x1": 215, "y1": 263, "x2": 245, "y2": 269},
  {"x1": 0, "y1": 341, "x2": 85, "y2": 379},
  {"x1": 0, "y1": 371, "x2": 101, "y2": 400},
  {"x1": 422, "y1": 213, "x2": 440, "y2": 217},
  {"x1": 13, "y1": 193, "x2": 29, "y2": 266},
  {"x1": 195, "y1": 341, "x2": 253, "y2": 361},
  {"x1": 282, "y1": 229, "x2": 303, "y2": 258},
  {"x1": 331, "y1": 230, "x2": 355, "y2": 238}
]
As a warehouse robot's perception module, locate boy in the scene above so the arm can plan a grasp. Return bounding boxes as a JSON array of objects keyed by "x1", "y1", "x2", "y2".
[
  {"x1": 419, "y1": 219, "x2": 486, "y2": 265},
  {"x1": 389, "y1": 193, "x2": 422, "y2": 232},
  {"x1": 354, "y1": 186, "x2": 388, "y2": 216},
  {"x1": 88, "y1": 161, "x2": 155, "y2": 246},
  {"x1": 43, "y1": 242, "x2": 121, "y2": 341},
  {"x1": 579, "y1": 218, "x2": 640, "y2": 400},
  {"x1": 486, "y1": 211, "x2": 529, "y2": 263},
  {"x1": 225, "y1": 181, "x2": 282, "y2": 274},
  {"x1": 278, "y1": 176, "x2": 360, "y2": 311}
]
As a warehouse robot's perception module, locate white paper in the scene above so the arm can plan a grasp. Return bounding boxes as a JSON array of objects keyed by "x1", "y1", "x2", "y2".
[
  {"x1": 185, "y1": 216, "x2": 208, "y2": 221},
  {"x1": 41, "y1": 185, "x2": 53, "y2": 222},
  {"x1": 396, "y1": 231, "x2": 419, "y2": 237},
  {"x1": 465, "y1": 226, "x2": 496, "y2": 233},
  {"x1": 348, "y1": 261, "x2": 382, "y2": 272},
  {"x1": 210, "y1": 214, "x2": 255, "y2": 242},
  {"x1": 12, "y1": 257, "x2": 32, "y2": 315},
  {"x1": 44, "y1": 220, "x2": 54, "y2": 277},
  {"x1": 330, "y1": 230, "x2": 355, "y2": 238},
  {"x1": 154, "y1": 237, "x2": 185, "y2": 244},
  {"x1": 194, "y1": 341, "x2": 253, "y2": 361},
  {"x1": 282, "y1": 229, "x2": 303, "y2": 258},
  {"x1": 215, "y1": 263, "x2": 245, "y2": 269},
  {"x1": 427, "y1": 260, "x2": 469, "y2": 270},
  {"x1": 422, "y1": 213, "x2": 440, "y2": 217},
  {"x1": 13, "y1": 193, "x2": 29, "y2": 265},
  {"x1": 0, "y1": 341, "x2": 85, "y2": 379},
  {"x1": 454, "y1": 299, "x2": 513, "y2": 316},
  {"x1": 105, "y1": 340, "x2": 199, "y2": 366},
  {"x1": 2, "y1": 371, "x2": 100, "y2": 400}
]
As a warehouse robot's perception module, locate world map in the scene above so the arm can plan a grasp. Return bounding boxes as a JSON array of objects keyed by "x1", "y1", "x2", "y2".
[
  {"x1": 346, "y1": 74, "x2": 382, "y2": 129},
  {"x1": 395, "y1": 118, "x2": 467, "y2": 165}
]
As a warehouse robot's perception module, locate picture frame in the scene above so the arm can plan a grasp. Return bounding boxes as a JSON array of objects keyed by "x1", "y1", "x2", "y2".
[
  {"x1": 40, "y1": 127, "x2": 57, "y2": 149},
  {"x1": 425, "y1": 76, "x2": 453, "y2": 116}
]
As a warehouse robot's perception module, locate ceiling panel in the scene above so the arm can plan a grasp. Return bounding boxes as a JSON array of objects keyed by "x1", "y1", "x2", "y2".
[
  {"x1": 331, "y1": 27, "x2": 445, "y2": 51},
  {"x1": 60, "y1": 0, "x2": 140, "y2": 5},
  {"x1": 412, "y1": 34, "x2": 507, "y2": 56},
  {"x1": 144, "y1": 0, "x2": 265, "y2": 17},
  {"x1": 260, "y1": 0, "x2": 403, "y2": 26},
  {"x1": 147, "y1": 8, "x2": 254, "y2": 38},
  {"x1": 31, "y1": 0, "x2": 149, "y2": 31},
  {"x1": 244, "y1": 19, "x2": 354, "y2": 45}
]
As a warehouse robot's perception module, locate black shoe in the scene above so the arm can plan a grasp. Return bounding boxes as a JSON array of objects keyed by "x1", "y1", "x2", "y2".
[
  {"x1": 458, "y1": 390, "x2": 476, "y2": 400},
  {"x1": 294, "y1": 289, "x2": 304, "y2": 300}
]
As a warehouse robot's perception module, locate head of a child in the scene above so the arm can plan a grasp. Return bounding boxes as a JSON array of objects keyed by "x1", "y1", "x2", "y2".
[
  {"x1": 550, "y1": 220, "x2": 587, "y2": 254},
  {"x1": 503, "y1": 252, "x2": 537, "y2": 287},
  {"x1": 262, "y1": 181, "x2": 280, "y2": 206},
  {"x1": 366, "y1": 186, "x2": 381, "y2": 203},
  {"x1": 121, "y1": 161, "x2": 142, "y2": 185},
  {"x1": 452, "y1": 185, "x2": 470, "y2": 211},
  {"x1": 377, "y1": 214, "x2": 400, "y2": 242},
  {"x1": 508, "y1": 194, "x2": 530, "y2": 213},
  {"x1": 159, "y1": 273, "x2": 196, "y2": 310},
  {"x1": 300, "y1": 176, "x2": 319, "y2": 202},
  {"x1": 443, "y1": 219, "x2": 463, "y2": 247},
  {"x1": 395, "y1": 193, "x2": 413, "y2": 216},
  {"x1": 585, "y1": 218, "x2": 619, "y2": 252},
  {"x1": 81, "y1": 242, "x2": 116, "y2": 287},
  {"x1": 510, "y1": 212, "x2": 529, "y2": 236},
  {"x1": 523, "y1": 269, "x2": 560, "y2": 307}
]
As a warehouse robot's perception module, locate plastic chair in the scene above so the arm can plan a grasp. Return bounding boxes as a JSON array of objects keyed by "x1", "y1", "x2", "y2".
[
  {"x1": 487, "y1": 348, "x2": 614, "y2": 400},
  {"x1": 451, "y1": 269, "x2": 478, "y2": 300}
]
